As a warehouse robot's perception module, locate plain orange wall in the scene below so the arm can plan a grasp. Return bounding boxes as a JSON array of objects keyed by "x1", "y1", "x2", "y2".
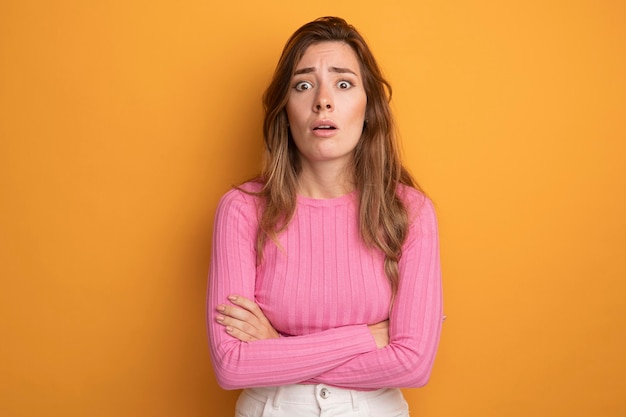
[{"x1": 1, "y1": 1, "x2": 625, "y2": 416}]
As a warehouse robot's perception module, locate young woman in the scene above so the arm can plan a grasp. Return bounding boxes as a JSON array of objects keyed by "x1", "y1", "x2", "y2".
[{"x1": 207, "y1": 16, "x2": 443, "y2": 417}]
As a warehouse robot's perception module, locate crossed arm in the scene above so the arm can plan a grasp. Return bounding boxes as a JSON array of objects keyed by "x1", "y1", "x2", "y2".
[
  {"x1": 207, "y1": 187, "x2": 442, "y2": 390},
  {"x1": 215, "y1": 295, "x2": 391, "y2": 348}
]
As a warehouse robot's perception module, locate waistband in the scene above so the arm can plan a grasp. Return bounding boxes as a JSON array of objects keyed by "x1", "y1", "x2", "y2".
[{"x1": 244, "y1": 384, "x2": 394, "y2": 410}]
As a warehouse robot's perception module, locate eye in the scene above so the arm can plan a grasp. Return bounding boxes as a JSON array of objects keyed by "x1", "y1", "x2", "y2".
[
  {"x1": 337, "y1": 80, "x2": 353, "y2": 89},
  {"x1": 294, "y1": 81, "x2": 313, "y2": 91}
]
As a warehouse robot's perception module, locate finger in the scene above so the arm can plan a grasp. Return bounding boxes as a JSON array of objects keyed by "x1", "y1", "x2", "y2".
[
  {"x1": 228, "y1": 296, "x2": 276, "y2": 332},
  {"x1": 216, "y1": 314, "x2": 259, "y2": 340},
  {"x1": 227, "y1": 295, "x2": 267, "y2": 321},
  {"x1": 225, "y1": 325, "x2": 256, "y2": 342},
  {"x1": 217, "y1": 304, "x2": 258, "y2": 324},
  {"x1": 217, "y1": 299, "x2": 280, "y2": 340}
]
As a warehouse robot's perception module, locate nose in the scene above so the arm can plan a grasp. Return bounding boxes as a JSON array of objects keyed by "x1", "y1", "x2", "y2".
[
  {"x1": 315, "y1": 102, "x2": 332, "y2": 111},
  {"x1": 313, "y1": 85, "x2": 333, "y2": 112}
]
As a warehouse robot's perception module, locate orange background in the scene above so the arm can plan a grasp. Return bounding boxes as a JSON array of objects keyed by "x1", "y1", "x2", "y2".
[{"x1": 1, "y1": 1, "x2": 625, "y2": 416}]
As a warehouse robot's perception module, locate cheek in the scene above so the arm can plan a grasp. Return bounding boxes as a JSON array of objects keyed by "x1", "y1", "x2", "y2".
[
  {"x1": 359, "y1": 94, "x2": 367, "y2": 117},
  {"x1": 285, "y1": 102, "x2": 293, "y2": 124},
  {"x1": 285, "y1": 100, "x2": 303, "y2": 127},
  {"x1": 349, "y1": 101, "x2": 367, "y2": 126},
  {"x1": 344, "y1": 93, "x2": 367, "y2": 118}
]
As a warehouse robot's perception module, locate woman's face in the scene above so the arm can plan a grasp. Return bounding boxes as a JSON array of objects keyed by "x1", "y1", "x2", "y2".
[{"x1": 286, "y1": 41, "x2": 367, "y2": 170}]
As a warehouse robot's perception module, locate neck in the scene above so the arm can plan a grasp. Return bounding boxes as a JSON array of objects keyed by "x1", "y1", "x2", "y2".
[{"x1": 297, "y1": 160, "x2": 355, "y2": 199}]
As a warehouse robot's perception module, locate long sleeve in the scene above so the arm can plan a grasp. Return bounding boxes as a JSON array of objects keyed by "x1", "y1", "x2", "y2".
[
  {"x1": 306, "y1": 194, "x2": 443, "y2": 389},
  {"x1": 206, "y1": 187, "x2": 378, "y2": 390}
]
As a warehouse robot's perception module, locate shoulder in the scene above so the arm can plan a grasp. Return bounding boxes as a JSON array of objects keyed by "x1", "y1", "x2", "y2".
[
  {"x1": 397, "y1": 184, "x2": 433, "y2": 212},
  {"x1": 397, "y1": 184, "x2": 437, "y2": 226},
  {"x1": 216, "y1": 180, "x2": 263, "y2": 216},
  {"x1": 219, "y1": 180, "x2": 263, "y2": 203}
]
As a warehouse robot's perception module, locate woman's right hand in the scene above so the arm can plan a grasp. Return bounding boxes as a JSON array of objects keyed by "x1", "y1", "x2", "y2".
[{"x1": 367, "y1": 320, "x2": 390, "y2": 349}]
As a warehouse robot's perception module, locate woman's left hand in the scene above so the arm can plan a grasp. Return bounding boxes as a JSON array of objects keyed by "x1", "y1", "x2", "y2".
[{"x1": 216, "y1": 295, "x2": 280, "y2": 342}]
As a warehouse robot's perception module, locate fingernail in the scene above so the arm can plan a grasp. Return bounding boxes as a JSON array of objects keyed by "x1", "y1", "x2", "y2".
[
  {"x1": 226, "y1": 326, "x2": 234, "y2": 333},
  {"x1": 217, "y1": 305, "x2": 225, "y2": 312},
  {"x1": 228, "y1": 295, "x2": 237, "y2": 301},
  {"x1": 216, "y1": 315, "x2": 225, "y2": 322}
]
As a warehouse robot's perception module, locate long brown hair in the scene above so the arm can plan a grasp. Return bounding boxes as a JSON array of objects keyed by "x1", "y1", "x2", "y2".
[{"x1": 254, "y1": 16, "x2": 418, "y2": 297}]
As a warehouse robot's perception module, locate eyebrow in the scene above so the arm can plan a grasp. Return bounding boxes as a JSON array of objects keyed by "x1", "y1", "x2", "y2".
[{"x1": 293, "y1": 66, "x2": 358, "y2": 76}]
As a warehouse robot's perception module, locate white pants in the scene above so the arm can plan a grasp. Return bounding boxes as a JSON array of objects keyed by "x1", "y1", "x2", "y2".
[{"x1": 235, "y1": 384, "x2": 409, "y2": 417}]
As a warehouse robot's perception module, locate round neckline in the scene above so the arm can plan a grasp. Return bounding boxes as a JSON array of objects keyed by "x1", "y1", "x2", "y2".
[{"x1": 296, "y1": 189, "x2": 358, "y2": 207}]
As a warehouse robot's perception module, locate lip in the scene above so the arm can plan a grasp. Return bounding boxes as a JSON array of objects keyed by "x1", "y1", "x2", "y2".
[
  {"x1": 311, "y1": 119, "x2": 338, "y2": 137},
  {"x1": 311, "y1": 119, "x2": 338, "y2": 130}
]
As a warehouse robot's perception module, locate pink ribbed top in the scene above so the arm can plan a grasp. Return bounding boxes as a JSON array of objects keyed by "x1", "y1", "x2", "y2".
[{"x1": 207, "y1": 181, "x2": 443, "y2": 390}]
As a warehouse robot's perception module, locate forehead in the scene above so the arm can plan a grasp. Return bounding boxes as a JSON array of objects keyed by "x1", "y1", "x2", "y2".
[{"x1": 295, "y1": 41, "x2": 362, "y2": 73}]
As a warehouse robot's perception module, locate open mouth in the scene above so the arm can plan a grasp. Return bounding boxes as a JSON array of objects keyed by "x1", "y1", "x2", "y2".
[{"x1": 312, "y1": 120, "x2": 338, "y2": 131}]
